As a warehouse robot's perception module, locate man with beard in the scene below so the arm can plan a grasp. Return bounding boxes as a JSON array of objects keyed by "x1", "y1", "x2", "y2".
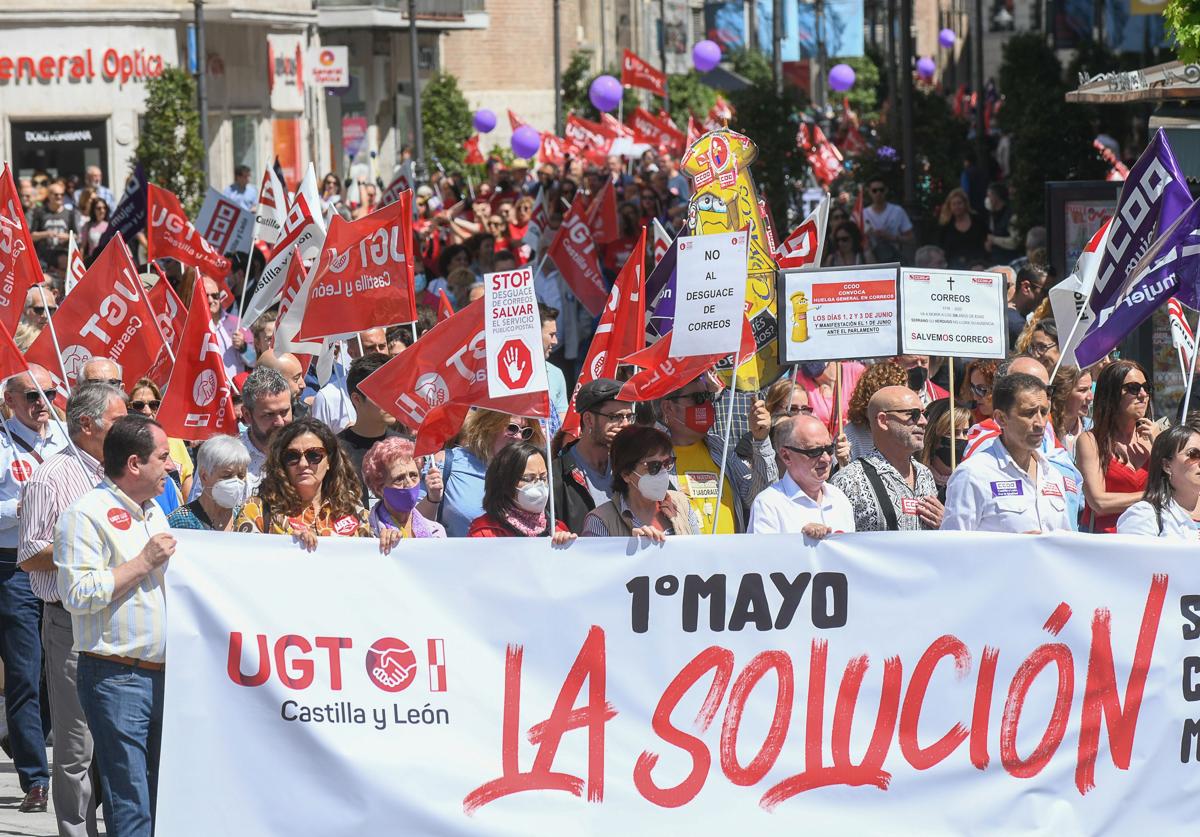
[
  {"x1": 550, "y1": 379, "x2": 633, "y2": 533},
  {"x1": 234, "y1": 365, "x2": 292, "y2": 496}
]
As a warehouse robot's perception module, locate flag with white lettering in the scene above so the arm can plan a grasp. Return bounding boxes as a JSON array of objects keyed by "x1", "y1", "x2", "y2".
[
  {"x1": 241, "y1": 179, "x2": 326, "y2": 327},
  {"x1": 253, "y1": 166, "x2": 287, "y2": 247},
  {"x1": 96, "y1": 162, "x2": 148, "y2": 251},
  {"x1": 147, "y1": 184, "x2": 232, "y2": 278},
  {"x1": 585, "y1": 180, "x2": 619, "y2": 245},
  {"x1": 272, "y1": 247, "x2": 326, "y2": 358},
  {"x1": 196, "y1": 188, "x2": 254, "y2": 255},
  {"x1": 65, "y1": 231, "x2": 86, "y2": 296},
  {"x1": 776, "y1": 195, "x2": 829, "y2": 269},
  {"x1": 621, "y1": 48, "x2": 667, "y2": 97},
  {"x1": 156, "y1": 280, "x2": 237, "y2": 441},
  {"x1": 0, "y1": 319, "x2": 30, "y2": 382},
  {"x1": 0, "y1": 164, "x2": 40, "y2": 335},
  {"x1": 618, "y1": 315, "x2": 756, "y2": 402},
  {"x1": 23, "y1": 237, "x2": 165, "y2": 392},
  {"x1": 547, "y1": 196, "x2": 608, "y2": 317}
]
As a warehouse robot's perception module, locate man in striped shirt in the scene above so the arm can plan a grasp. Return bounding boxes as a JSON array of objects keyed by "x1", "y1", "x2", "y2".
[
  {"x1": 56, "y1": 414, "x2": 175, "y2": 837},
  {"x1": 19, "y1": 381, "x2": 127, "y2": 837}
]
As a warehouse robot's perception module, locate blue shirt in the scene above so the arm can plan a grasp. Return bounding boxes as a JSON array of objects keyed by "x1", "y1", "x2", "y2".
[{"x1": 440, "y1": 446, "x2": 488, "y2": 538}]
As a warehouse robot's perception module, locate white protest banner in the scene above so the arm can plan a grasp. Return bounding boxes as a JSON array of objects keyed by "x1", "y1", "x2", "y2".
[
  {"x1": 778, "y1": 265, "x2": 898, "y2": 362},
  {"x1": 308, "y1": 45, "x2": 349, "y2": 88},
  {"x1": 161, "y1": 530, "x2": 1196, "y2": 835},
  {"x1": 484, "y1": 266, "x2": 547, "y2": 399},
  {"x1": 196, "y1": 187, "x2": 254, "y2": 255},
  {"x1": 671, "y1": 230, "x2": 748, "y2": 358},
  {"x1": 900, "y1": 268, "x2": 1007, "y2": 359}
]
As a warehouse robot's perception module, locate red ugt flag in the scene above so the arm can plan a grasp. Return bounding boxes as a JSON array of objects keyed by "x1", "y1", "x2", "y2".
[
  {"x1": 23, "y1": 237, "x2": 166, "y2": 392},
  {"x1": 0, "y1": 319, "x2": 30, "y2": 382},
  {"x1": 585, "y1": 180, "x2": 619, "y2": 244},
  {"x1": 147, "y1": 184, "x2": 232, "y2": 277},
  {"x1": 621, "y1": 48, "x2": 666, "y2": 97},
  {"x1": 357, "y1": 299, "x2": 548, "y2": 456},
  {"x1": 0, "y1": 165, "x2": 41, "y2": 335},
  {"x1": 437, "y1": 289, "x2": 454, "y2": 322},
  {"x1": 547, "y1": 196, "x2": 608, "y2": 317},
  {"x1": 155, "y1": 280, "x2": 237, "y2": 442},
  {"x1": 618, "y1": 317, "x2": 756, "y2": 402},
  {"x1": 295, "y1": 192, "x2": 416, "y2": 342}
]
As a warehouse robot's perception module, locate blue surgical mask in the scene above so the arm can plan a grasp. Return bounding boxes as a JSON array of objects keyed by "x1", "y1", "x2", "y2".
[
  {"x1": 799, "y1": 361, "x2": 828, "y2": 380},
  {"x1": 413, "y1": 272, "x2": 427, "y2": 294},
  {"x1": 383, "y1": 485, "x2": 422, "y2": 514}
]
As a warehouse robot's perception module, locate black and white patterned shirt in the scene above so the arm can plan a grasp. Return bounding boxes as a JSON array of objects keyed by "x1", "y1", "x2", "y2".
[{"x1": 830, "y1": 449, "x2": 938, "y2": 532}]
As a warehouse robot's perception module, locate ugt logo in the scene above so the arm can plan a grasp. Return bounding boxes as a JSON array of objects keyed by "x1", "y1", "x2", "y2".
[{"x1": 227, "y1": 633, "x2": 448, "y2": 693}]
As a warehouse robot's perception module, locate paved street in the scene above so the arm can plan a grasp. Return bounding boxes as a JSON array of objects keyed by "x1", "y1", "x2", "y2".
[{"x1": 0, "y1": 751, "x2": 96, "y2": 836}]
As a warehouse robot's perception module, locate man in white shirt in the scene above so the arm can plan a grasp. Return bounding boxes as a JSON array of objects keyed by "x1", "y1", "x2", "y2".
[
  {"x1": 942, "y1": 372, "x2": 1073, "y2": 533},
  {"x1": 861, "y1": 178, "x2": 913, "y2": 260},
  {"x1": 310, "y1": 328, "x2": 388, "y2": 433},
  {"x1": 224, "y1": 165, "x2": 258, "y2": 213},
  {"x1": 750, "y1": 414, "x2": 855, "y2": 538}
]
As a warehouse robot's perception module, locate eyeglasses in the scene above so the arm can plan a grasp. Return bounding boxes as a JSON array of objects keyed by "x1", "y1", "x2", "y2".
[
  {"x1": 665, "y1": 391, "x2": 715, "y2": 406},
  {"x1": 883, "y1": 408, "x2": 924, "y2": 424},
  {"x1": 783, "y1": 443, "x2": 837, "y2": 459},
  {"x1": 1121, "y1": 381, "x2": 1152, "y2": 397},
  {"x1": 1181, "y1": 447, "x2": 1200, "y2": 463},
  {"x1": 1030, "y1": 341, "x2": 1057, "y2": 356},
  {"x1": 282, "y1": 447, "x2": 327, "y2": 468},
  {"x1": 782, "y1": 404, "x2": 814, "y2": 416},
  {"x1": 129, "y1": 399, "x2": 161, "y2": 412},
  {"x1": 504, "y1": 423, "x2": 535, "y2": 441},
  {"x1": 970, "y1": 383, "x2": 991, "y2": 398},
  {"x1": 869, "y1": 187, "x2": 885, "y2": 194},
  {"x1": 206, "y1": 292, "x2": 223, "y2": 301},
  {"x1": 30, "y1": 305, "x2": 56, "y2": 316},
  {"x1": 517, "y1": 473, "x2": 549, "y2": 485},
  {"x1": 640, "y1": 455, "x2": 676, "y2": 475},
  {"x1": 90, "y1": 378, "x2": 122, "y2": 387},
  {"x1": 594, "y1": 409, "x2": 634, "y2": 424},
  {"x1": 23, "y1": 388, "x2": 57, "y2": 403}
]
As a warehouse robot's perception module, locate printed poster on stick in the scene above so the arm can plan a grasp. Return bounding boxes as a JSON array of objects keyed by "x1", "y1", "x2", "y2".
[
  {"x1": 484, "y1": 266, "x2": 548, "y2": 400},
  {"x1": 899, "y1": 268, "x2": 1006, "y2": 359},
  {"x1": 671, "y1": 230, "x2": 748, "y2": 358},
  {"x1": 778, "y1": 264, "x2": 899, "y2": 362}
]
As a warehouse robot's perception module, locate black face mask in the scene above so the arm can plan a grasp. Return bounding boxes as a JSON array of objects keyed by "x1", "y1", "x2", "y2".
[
  {"x1": 935, "y1": 438, "x2": 968, "y2": 465},
  {"x1": 907, "y1": 366, "x2": 928, "y2": 392}
]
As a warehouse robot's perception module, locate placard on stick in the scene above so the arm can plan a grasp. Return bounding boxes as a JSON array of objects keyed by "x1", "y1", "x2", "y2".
[
  {"x1": 670, "y1": 230, "x2": 748, "y2": 358},
  {"x1": 899, "y1": 268, "x2": 1006, "y2": 359},
  {"x1": 484, "y1": 267, "x2": 548, "y2": 399},
  {"x1": 777, "y1": 264, "x2": 900, "y2": 362}
]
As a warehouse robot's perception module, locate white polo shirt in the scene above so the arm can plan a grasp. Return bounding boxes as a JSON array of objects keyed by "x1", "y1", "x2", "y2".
[
  {"x1": 941, "y1": 433, "x2": 1073, "y2": 533},
  {"x1": 749, "y1": 473, "x2": 856, "y2": 535},
  {"x1": 1116, "y1": 499, "x2": 1200, "y2": 542}
]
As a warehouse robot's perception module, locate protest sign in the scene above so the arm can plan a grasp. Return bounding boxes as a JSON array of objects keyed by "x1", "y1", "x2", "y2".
[
  {"x1": 196, "y1": 188, "x2": 254, "y2": 255},
  {"x1": 778, "y1": 265, "x2": 898, "y2": 362},
  {"x1": 899, "y1": 268, "x2": 1006, "y2": 359},
  {"x1": 484, "y1": 266, "x2": 547, "y2": 400},
  {"x1": 161, "y1": 530, "x2": 1194, "y2": 835},
  {"x1": 670, "y1": 231, "x2": 748, "y2": 358}
]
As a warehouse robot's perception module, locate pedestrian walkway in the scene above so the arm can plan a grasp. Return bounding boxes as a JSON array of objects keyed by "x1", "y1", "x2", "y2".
[{"x1": 0, "y1": 750, "x2": 92, "y2": 836}]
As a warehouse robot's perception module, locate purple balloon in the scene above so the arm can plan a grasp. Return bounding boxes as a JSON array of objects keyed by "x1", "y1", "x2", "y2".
[
  {"x1": 473, "y1": 108, "x2": 497, "y2": 134},
  {"x1": 916, "y1": 57, "x2": 937, "y2": 80},
  {"x1": 938, "y1": 28, "x2": 956, "y2": 49},
  {"x1": 828, "y1": 63, "x2": 856, "y2": 92},
  {"x1": 511, "y1": 125, "x2": 541, "y2": 159},
  {"x1": 589, "y1": 74, "x2": 623, "y2": 113},
  {"x1": 692, "y1": 40, "x2": 722, "y2": 73}
]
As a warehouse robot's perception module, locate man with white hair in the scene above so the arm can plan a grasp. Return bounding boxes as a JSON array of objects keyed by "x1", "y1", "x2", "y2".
[
  {"x1": 75, "y1": 166, "x2": 116, "y2": 208},
  {"x1": 749, "y1": 414, "x2": 854, "y2": 538},
  {"x1": 80, "y1": 357, "x2": 123, "y2": 389},
  {"x1": 21, "y1": 286, "x2": 56, "y2": 333}
]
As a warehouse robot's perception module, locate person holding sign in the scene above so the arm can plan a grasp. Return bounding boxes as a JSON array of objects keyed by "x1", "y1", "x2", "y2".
[
  {"x1": 468, "y1": 442, "x2": 575, "y2": 544},
  {"x1": 1116, "y1": 425, "x2": 1200, "y2": 540},
  {"x1": 941, "y1": 374, "x2": 1075, "y2": 533},
  {"x1": 749, "y1": 414, "x2": 855, "y2": 538}
]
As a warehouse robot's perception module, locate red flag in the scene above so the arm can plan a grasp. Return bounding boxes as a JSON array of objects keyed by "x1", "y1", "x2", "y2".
[
  {"x1": 652, "y1": 218, "x2": 671, "y2": 267},
  {"x1": 147, "y1": 278, "x2": 187, "y2": 349},
  {"x1": 686, "y1": 115, "x2": 702, "y2": 148},
  {"x1": 565, "y1": 114, "x2": 616, "y2": 153},
  {"x1": 463, "y1": 135, "x2": 485, "y2": 166},
  {"x1": 538, "y1": 132, "x2": 567, "y2": 166},
  {"x1": 437, "y1": 289, "x2": 454, "y2": 322},
  {"x1": 584, "y1": 179, "x2": 619, "y2": 244},
  {"x1": 601, "y1": 112, "x2": 634, "y2": 139},
  {"x1": 155, "y1": 281, "x2": 237, "y2": 442},
  {"x1": 0, "y1": 165, "x2": 41, "y2": 335},
  {"x1": 547, "y1": 196, "x2": 608, "y2": 317},
  {"x1": 380, "y1": 172, "x2": 411, "y2": 208},
  {"x1": 621, "y1": 48, "x2": 667, "y2": 97},
  {"x1": 561, "y1": 228, "x2": 645, "y2": 437},
  {"x1": 628, "y1": 107, "x2": 684, "y2": 155},
  {"x1": 294, "y1": 192, "x2": 416, "y2": 342},
  {"x1": 65, "y1": 232, "x2": 86, "y2": 295},
  {"x1": 0, "y1": 319, "x2": 30, "y2": 381},
  {"x1": 147, "y1": 184, "x2": 231, "y2": 278},
  {"x1": 507, "y1": 109, "x2": 525, "y2": 131},
  {"x1": 23, "y1": 237, "x2": 166, "y2": 392},
  {"x1": 776, "y1": 196, "x2": 829, "y2": 269},
  {"x1": 357, "y1": 299, "x2": 548, "y2": 456},
  {"x1": 618, "y1": 317, "x2": 755, "y2": 402}
]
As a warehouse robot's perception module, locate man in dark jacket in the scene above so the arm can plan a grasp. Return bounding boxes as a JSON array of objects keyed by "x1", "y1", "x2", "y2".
[{"x1": 551, "y1": 378, "x2": 634, "y2": 533}]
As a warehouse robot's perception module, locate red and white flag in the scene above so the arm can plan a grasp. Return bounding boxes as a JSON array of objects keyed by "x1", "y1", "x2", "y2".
[
  {"x1": 463, "y1": 135, "x2": 485, "y2": 166},
  {"x1": 775, "y1": 194, "x2": 829, "y2": 269},
  {"x1": 561, "y1": 228, "x2": 646, "y2": 437},
  {"x1": 585, "y1": 179, "x2": 619, "y2": 244},
  {"x1": 628, "y1": 107, "x2": 684, "y2": 155},
  {"x1": 686, "y1": 114, "x2": 703, "y2": 148},
  {"x1": 294, "y1": 192, "x2": 416, "y2": 342},
  {"x1": 564, "y1": 114, "x2": 616, "y2": 153},
  {"x1": 147, "y1": 277, "x2": 187, "y2": 350},
  {"x1": 241, "y1": 182, "x2": 326, "y2": 327},
  {"x1": 547, "y1": 196, "x2": 608, "y2": 317},
  {"x1": 601, "y1": 112, "x2": 634, "y2": 139},
  {"x1": 507, "y1": 109, "x2": 525, "y2": 131},
  {"x1": 65, "y1": 231, "x2": 86, "y2": 297},
  {"x1": 618, "y1": 316, "x2": 756, "y2": 402},
  {"x1": 271, "y1": 247, "x2": 327, "y2": 360},
  {"x1": 1169, "y1": 297, "x2": 1195, "y2": 375},
  {"x1": 538, "y1": 133, "x2": 568, "y2": 166},
  {"x1": 357, "y1": 299, "x2": 548, "y2": 456},
  {"x1": 621, "y1": 48, "x2": 666, "y2": 97},
  {"x1": 0, "y1": 164, "x2": 41, "y2": 335},
  {"x1": 252, "y1": 166, "x2": 287, "y2": 247},
  {"x1": 437, "y1": 289, "x2": 454, "y2": 322},
  {"x1": 155, "y1": 280, "x2": 238, "y2": 441},
  {"x1": 652, "y1": 218, "x2": 671, "y2": 267},
  {"x1": 0, "y1": 319, "x2": 30, "y2": 382},
  {"x1": 380, "y1": 170, "x2": 411, "y2": 208},
  {"x1": 23, "y1": 237, "x2": 166, "y2": 392},
  {"x1": 147, "y1": 184, "x2": 231, "y2": 278}
]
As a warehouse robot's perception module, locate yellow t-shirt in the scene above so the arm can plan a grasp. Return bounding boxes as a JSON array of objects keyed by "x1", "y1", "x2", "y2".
[
  {"x1": 168, "y1": 437, "x2": 194, "y2": 485},
  {"x1": 673, "y1": 441, "x2": 737, "y2": 534}
]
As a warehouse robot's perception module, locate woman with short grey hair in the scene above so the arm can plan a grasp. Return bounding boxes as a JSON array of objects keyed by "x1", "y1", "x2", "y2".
[{"x1": 167, "y1": 434, "x2": 251, "y2": 531}]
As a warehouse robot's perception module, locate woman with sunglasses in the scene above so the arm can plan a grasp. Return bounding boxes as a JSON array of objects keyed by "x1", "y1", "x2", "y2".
[
  {"x1": 235, "y1": 418, "x2": 379, "y2": 550},
  {"x1": 1076, "y1": 360, "x2": 1159, "y2": 533},
  {"x1": 441, "y1": 410, "x2": 547, "y2": 537},
  {"x1": 917, "y1": 399, "x2": 971, "y2": 502},
  {"x1": 1116, "y1": 424, "x2": 1200, "y2": 540},
  {"x1": 80, "y1": 197, "x2": 109, "y2": 259},
  {"x1": 361, "y1": 437, "x2": 446, "y2": 541},
  {"x1": 1050, "y1": 365, "x2": 1094, "y2": 459},
  {"x1": 958, "y1": 359, "x2": 998, "y2": 425},
  {"x1": 468, "y1": 441, "x2": 575, "y2": 543},
  {"x1": 582, "y1": 426, "x2": 698, "y2": 540},
  {"x1": 128, "y1": 377, "x2": 195, "y2": 506},
  {"x1": 320, "y1": 172, "x2": 352, "y2": 222},
  {"x1": 823, "y1": 221, "x2": 873, "y2": 267}
]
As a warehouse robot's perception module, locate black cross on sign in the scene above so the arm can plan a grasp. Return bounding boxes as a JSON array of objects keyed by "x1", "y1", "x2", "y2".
[{"x1": 946, "y1": 276, "x2": 956, "y2": 290}]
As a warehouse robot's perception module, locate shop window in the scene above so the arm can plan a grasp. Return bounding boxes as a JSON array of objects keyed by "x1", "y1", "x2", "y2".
[{"x1": 232, "y1": 115, "x2": 258, "y2": 175}]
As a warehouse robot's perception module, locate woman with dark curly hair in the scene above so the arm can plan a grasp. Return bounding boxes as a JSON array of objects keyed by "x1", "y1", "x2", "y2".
[
  {"x1": 235, "y1": 417, "x2": 385, "y2": 551},
  {"x1": 842, "y1": 361, "x2": 908, "y2": 460}
]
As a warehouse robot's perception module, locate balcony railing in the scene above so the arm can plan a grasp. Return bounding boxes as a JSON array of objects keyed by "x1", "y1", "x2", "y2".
[{"x1": 316, "y1": 0, "x2": 485, "y2": 18}]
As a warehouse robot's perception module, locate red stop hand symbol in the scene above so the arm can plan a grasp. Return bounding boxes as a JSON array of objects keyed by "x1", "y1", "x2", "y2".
[{"x1": 497, "y1": 339, "x2": 534, "y2": 389}]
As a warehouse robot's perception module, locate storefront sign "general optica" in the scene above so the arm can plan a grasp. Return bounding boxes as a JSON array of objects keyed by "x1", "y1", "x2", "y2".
[{"x1": 0, "y1": 49, "x2": 165, "y2": 84}]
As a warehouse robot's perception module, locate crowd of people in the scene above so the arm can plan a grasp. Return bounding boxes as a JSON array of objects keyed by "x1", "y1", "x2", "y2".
[{"x1": 0, "y1": 145, "x2": 1188, "y2": 837}]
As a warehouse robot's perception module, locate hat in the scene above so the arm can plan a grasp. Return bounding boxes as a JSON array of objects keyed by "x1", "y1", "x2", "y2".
[
  {"x1": 574, "y1": 378, "x2": 624, "y2": 414},
  {"x1": 416, "y1": 185, "x2": 435, "y2": 199}
]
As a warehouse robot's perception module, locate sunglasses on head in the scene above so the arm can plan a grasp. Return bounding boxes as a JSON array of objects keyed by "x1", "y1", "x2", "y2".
[
  {"x1": 130, "y1": 399, "x2": 161, "y2": 412},
  {"x1": 23, "y1": 388, "x2": 57, "y2": 404},
  {"x1": 30, "y1": 305, "x2": 57, "y2": 315},
  {"x1": 505, "y1": 423, "x2": 534, "y2": 440},
  {"x1": 640, "y1": 455, "x2": 676, "y2": 475},
  {"x1": 665, "y1": 391, "x2": 715, "y2": 406},
  {"x1": 883, "y1": 407, "x2": 924, "y2": 424},
  {"x1": 282, "y1": 447, "x2": 327, "y2": 468},
  {"x1": 783, "y1": 443, "x2": 837, "y2": 459},
  {"x1": 1121, "y1": 381, "x2": 1151, "y2": 397}
]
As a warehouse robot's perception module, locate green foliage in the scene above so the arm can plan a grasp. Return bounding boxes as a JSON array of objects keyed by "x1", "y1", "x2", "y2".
[
  {"x1": 421, "y1": 73, "x2": 472, "y2": 173},
  {"x1": 134, "y1": 67, "x2": 204, "y2": 215},
  {"x1": 838, "y1": 52, "x2": 883, "y2": 122},
  {"x1": 729, "y1": 81, "x2": 810, "y2": 227},
  {"x1": 729, "y1": 47, "x2": 773, "y2": 87},
  {"x1": 1166, "y1": 0, "x2": 1200, "y2": 63},
  {"x1": 997, "y1": 33, "x2": 1107, "y2": 235},
  {"x1": 911, "y1": 89, "x2": 972, "y2": 217},
  {"x1": 666, "y1": 71, "x2": 718, "y2": 130},
  {"x1": 561, "y1": 51, "x2": 638, "y2": 121}
]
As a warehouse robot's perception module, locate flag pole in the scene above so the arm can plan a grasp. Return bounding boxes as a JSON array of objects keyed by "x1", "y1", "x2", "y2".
[
  {"x1": 1183, "y1": 310, "x2": 1200, "y2": 420},
  {"x1": 711, "y1": 351, "x2": 743, "y2": 535},
  {"x1": 236, "y1": 234, "x2": 259, "y2": 324},
  {"x1": 34, "y1": 287, "x2": 72, "y2": 396},
  {"x1": 948, "y1": 355, "x2": 957, "y2": 470},
  {"x1": 1050, "y1": 300, "x2": 1089, "y2": 381}
]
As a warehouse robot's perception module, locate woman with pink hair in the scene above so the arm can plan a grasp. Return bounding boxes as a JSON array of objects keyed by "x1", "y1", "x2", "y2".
[{"x1": 361, "y1": 437, "x2": 447, "y2": 540}]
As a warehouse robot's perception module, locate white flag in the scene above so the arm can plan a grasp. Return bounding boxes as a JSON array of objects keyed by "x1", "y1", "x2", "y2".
[{"x1": 252, "y1": 166, "x2": 287, "y2": 247}]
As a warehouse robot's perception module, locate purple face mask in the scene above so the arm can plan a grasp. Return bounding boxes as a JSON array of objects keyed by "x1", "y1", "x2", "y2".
[{"x1": 383, "y1": 485, "x2": 421, "y2": 514}]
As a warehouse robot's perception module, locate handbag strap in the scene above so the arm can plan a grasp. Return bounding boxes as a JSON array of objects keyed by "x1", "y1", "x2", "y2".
[{"x1": 859, "y1": 458, "x2": 899, "y2": 532}]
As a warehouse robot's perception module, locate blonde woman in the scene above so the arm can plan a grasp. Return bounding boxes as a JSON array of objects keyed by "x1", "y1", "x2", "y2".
[
  {"x1": 441, "y1": 409, "x2": 547, "y2": 537},
  {"x1": 936, "y1": 187, "x2": 987, "y2": 268}
]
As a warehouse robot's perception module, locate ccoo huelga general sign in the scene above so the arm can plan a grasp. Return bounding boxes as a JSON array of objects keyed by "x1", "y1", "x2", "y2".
[{"x1": 0, "y1": 49, "x2": 165, "y2": 84}]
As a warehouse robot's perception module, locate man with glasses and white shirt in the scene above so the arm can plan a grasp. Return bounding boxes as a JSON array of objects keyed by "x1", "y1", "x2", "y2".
[
  {"x1": 832, "y1": 385, "x2": 943, "y2": 531},
  {"x1": 750, "y1": 414, "x2": 854, "y2": 538},
  {"x1": 861, "y1": 178, "x2": 913, "y2": 262},
  {"x1": 551, "y1": 379, "x2": 634, "y2": 533}
]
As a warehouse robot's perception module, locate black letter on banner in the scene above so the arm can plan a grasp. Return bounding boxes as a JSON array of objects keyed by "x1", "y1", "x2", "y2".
[
  {"x1": 811, "y1": 573, "x2": 848, "y2": 629},
  {"x1": 683, "y1": 575, "x2": 726, "y2": 633},
  {"x1": 728, "y1": 575, "x2": 772, "y2": 632},
  {"x1": 1182, "y1": 718, "x2": 1200, "y2": 763},
  {"x1": 770, "y1": 573, "x2": 811, "y2": 629},
  {"x1": 1185, "y1": 657, "x2": 1200, "y2": 702},
  {"x1": 628, "y1": 576, "x2": 650, "y2": 633},
  {"x1": 1183, "y1": 595, "x2": 1200, "y2": 640}
]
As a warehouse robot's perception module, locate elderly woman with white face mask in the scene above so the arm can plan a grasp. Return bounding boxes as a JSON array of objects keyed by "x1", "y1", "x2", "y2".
[{"x1": 167, "y1": 434, "x2": 250, "y2": 531}]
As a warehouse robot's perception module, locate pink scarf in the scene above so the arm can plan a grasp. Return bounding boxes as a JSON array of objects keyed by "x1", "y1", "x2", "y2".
[{"x1": 503, "y1": 507, "x2": 548, "y2": 537}]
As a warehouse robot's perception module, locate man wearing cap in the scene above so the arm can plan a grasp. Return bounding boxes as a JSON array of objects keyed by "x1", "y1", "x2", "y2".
[{"x1": 551, "y1": 378, "x2": 634, "y2": 533}]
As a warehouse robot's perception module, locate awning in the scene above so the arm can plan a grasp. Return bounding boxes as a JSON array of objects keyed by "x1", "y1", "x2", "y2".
[{"x1": 1066, "y1": 60, "x2": 1200, "y2": 104}]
